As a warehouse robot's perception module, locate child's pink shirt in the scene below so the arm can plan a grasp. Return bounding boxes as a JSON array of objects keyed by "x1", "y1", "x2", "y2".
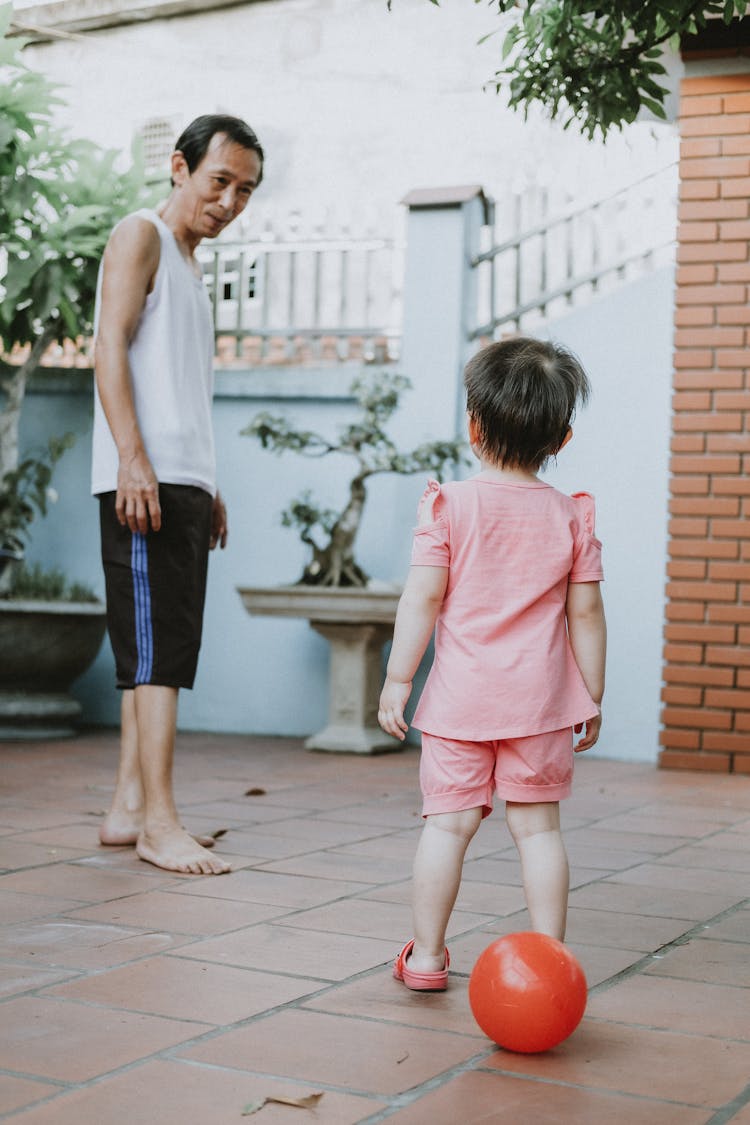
[{"x1": 410, "y1": 476, "x2": 603, "y2": 741}]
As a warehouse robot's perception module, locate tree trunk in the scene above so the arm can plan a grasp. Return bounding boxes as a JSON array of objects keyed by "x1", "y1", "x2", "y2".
[
  {"x1": 299, "y1": 472, "x2": 370, "y2": 587},
  {"x1": 0, "y1": 321, "x2": 60, "y2": 479}
]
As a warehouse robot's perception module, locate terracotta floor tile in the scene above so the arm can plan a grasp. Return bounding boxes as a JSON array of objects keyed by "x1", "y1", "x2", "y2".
[
  {"x1": 317, "y1": 801, "x2": 423, "y2": 830},
  {"x1": 276, "y1": 895, "x2": 489, "y2": 942},
  {"x1": 305, "y1": 965, "x2": 487, "y2": 1038},
  {"x1": 0, "y1": 996, "x2": 204, "y2": 1082},
  {"x1": 604, "y1": 862, "x2": 747, "y2": 898},
  {"x1": 563, "y1": 825, "x2": 692, "y2": 855},
  {"x1": 486, "y1": 1020, "x2": 750, "y2": 1107},
  {"x1": 0, "y1": 890, "x2": 85, "y2": 924},
  {"x1": 262, "y1": 816, "x2": 400, "y2": 847},
  {"x1": 179, "y1": 1007, "x2": 483, "y2": 1095},
  {"x1": 0, "y1": 961, "x2": 78, "y2": 998},
  {"x1": 569, "y1": 880, "x2": 735, "y2": 920},
  {"x1": 331, "y1": 827, "x2": 422, "y2": 861},
  {"x1": 726, "y1": 1103, "x2": 750, "y2": 1125},
  {"x1": 0, "y1": 840, "x2": 92, "y2": 870},
  {"x1": 67, "y1": 888, "x2": 287, "y2": 934},
  {"x1": 43, "y1": 953, "x2": 322, "y2": 1024},
  {"x1": 644, "y1": 936, "x2": 750, "y2": 987},
  {"x1": 665, "y1": 842, "x2": 750, "y2": 873},
  {"x1": 253, "y1": 848, "x2": 414, "y2": 884},
  {"x1": 701, "y1": 908, "x2": 750, "y2": 944},
  {"x1": 180, "y1": 921, "x2": 397, "y2": 980},
  {"x1": 563, "y1": 906, "x2": 695, "y2": 951},
  {"x1": 0, "y1": 862, "x2": 170, "y2": 902},
  {"x1": 0, "y1": 806, "x2": 89, "y2": 830},
  {"x1": 10, "y1": 824, "x2": 103, "y2": 849},
  {"x1": 586, "y1": 973, "x2": 750, "y2": 1039},
  {"x1": 587, "y1": 811, "x2": 729, "y2": 839},
  {"x1": 0, "y1": 1075, "x2": 59, "y2": 1116},
  {"x1": 0, "y1": 1061, "x2": 384, "y2": 1125},
  {"x1": 0, "y1": 919, "x2": 189, "y2": 969},
  {"x1": 383, "y1": 1069, "x2": 713, "y2": 1125}
]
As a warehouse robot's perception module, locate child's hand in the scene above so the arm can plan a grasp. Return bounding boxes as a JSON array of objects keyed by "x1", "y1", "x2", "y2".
[
  {"x1": 378, "y1": 678, "x2": 412, "y2": 740},
  {"x1": 574, "y1": 712, "x2": 601, "y2": 752}
]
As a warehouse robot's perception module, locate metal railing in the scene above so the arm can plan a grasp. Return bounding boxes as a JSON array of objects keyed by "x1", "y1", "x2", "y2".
[
  {"x1": 197, "y1": 222, "x2": 404, "y2": 366},
  {"x1": 471, "y1": 163, "x2": 679, "y2": 340}
]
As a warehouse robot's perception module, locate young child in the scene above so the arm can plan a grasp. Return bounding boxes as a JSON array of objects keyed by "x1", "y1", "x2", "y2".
[{"x1": 378, "y1": 336, "x2": 606, "y2": 991}]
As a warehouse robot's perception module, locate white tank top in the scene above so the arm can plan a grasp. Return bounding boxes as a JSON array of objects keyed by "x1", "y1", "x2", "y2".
[{"x1": 91, "y1": 208, "x2": 216, "y2": 497}]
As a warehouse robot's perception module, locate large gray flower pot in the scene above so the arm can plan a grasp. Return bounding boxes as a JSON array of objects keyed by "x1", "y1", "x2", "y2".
[{"x1": 0, "y1": 600, "x2": 107, "y2": 739}]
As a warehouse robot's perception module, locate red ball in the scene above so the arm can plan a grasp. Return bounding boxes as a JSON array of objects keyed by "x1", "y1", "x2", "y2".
[{"x1": 468, "y1": 932, "x2": 587, "y2": 1053}]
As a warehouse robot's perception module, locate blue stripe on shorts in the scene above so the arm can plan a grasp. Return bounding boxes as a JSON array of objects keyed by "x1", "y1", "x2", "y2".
[{"x1": 131, "y1": 532, "x2": 153, "y2": 683}]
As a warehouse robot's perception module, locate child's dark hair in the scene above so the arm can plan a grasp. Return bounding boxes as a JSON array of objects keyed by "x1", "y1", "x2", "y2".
[{"x1": 463, "y1": 336, "x2": 590, "y2": 471}]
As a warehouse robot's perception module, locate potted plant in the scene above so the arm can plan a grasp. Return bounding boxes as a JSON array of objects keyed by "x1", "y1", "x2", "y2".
[
  {"x1": 238, "y1": 372, "x2": 468, "y2": 752},
  {"x1": 0, "y1": 8, "x2": 154, "y2": 736}
]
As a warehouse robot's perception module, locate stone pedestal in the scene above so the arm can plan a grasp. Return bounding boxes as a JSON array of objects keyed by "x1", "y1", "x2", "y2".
[{"x1": 238, "y1": 584, "x2": 403, "y2": 754}]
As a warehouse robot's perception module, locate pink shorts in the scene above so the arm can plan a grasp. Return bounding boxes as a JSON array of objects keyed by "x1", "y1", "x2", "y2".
[{"x1": 419, "y1": 728, "x2": 574, "y2": 818}]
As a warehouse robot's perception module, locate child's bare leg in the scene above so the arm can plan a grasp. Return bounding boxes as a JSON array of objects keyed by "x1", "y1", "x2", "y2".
[
  {"x1": 410, "y1": 807, "x2": 483, "y2": 972},
  {"x1": 505, "y1": 801, "x2": 569, "y2": 940}
]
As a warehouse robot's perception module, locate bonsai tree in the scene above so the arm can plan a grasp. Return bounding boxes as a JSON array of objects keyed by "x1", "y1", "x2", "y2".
[
  {"x1": 244, "y1": 373, "x2": 468, "y2": 587},
  {"x1": 0, "y1": 4, "x2": 155, "y2": 556}
]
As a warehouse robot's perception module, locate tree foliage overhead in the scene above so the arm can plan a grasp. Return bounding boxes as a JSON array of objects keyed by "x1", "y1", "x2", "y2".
[{"x1": 393, "y1": 1, "x2": 750, "y2": 138}]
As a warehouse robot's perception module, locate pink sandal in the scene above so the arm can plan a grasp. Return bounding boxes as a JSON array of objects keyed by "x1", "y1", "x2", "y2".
[{"x1": 393, "y1": 939, "x2": 450, "y2": 991}]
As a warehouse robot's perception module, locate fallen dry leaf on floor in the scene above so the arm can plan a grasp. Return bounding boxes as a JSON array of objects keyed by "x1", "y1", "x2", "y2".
[
  {"x1": 210, "y1": 828, "x2": 228, "y2": 839},
  {"x1": 242, "y1": 1092, "x2": 324, "y2": 1115},
  {"x1": 244, "y1": 787, "x2": 267, "y2": 796}
]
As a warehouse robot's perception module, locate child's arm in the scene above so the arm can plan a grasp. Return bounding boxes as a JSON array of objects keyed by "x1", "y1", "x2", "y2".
[
  {"x1": 378, "y1": 565, "x2": 448, "y2": 740},
  {"x1": 566, "y1": 581, "x2": 606, "y2": 752}
]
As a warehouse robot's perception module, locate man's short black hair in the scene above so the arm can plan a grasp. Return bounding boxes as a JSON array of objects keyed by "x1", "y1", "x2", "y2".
[
  {"x1": 464, "y1": 336, "x2": 590, "y2": 471},
  {"x1": 172, "y1": 114, "x2": 264, "y2": 185}
]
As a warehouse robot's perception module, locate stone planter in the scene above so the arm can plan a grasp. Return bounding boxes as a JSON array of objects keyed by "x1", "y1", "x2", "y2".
[
  {"x1": 238, "y1": 584, "x2": 403, "y2": 754},
  {"x1": 0, "y1": 600, "x2": 107, "y2": 739}
]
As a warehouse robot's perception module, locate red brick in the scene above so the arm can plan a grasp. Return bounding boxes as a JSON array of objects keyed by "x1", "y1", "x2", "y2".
[
  {"x1": 681, "y1": 156, "x2": 750, "y2": 177},
  {"x1": 664, "y1": 642, "x2": 704, "y2": 662},
  {"x1": 738, "y1": 669, "x2": 750, "y2": 686},
  {"x1": 665, "y1": 619, "x2": 736, "y2": 639},
  {"x1": 709, "y1": 561, "x2": 750, "y2": 581},
  {"x1": 662, "y1": 685, "x2": 703, "y2": 706},
  {"x1": 659, "y1": 729, "x2": 701, "y2": 750},
  {"x1": 661, "y1": 706, "x2": 732, "y2": 729},
  {"x1": 718, "y1": 305, "x2": 750, "y2": 325},
  {"x1": 674, "y1": 409, "x2": 743, "y2": 430},
  {"x1": 717, "y1": 260, "x2": 750, "y2": 280},
  {"x1": 679, "y1": 200, "x2": 748, "y2": 221},
  {"x1": 664, "y1": 664, "x2": 734, "y2": 685},
  {"x1": 676, "y1": 283, "x2": 746, "y2": 304},
  {"x1": 670, "y1": 539, "x2": 738, "y2": 559},
  {"x1": 672, "y1": 390, "x2": 713, "y2": 409},
  {"x1": 738, "y1": 625, "x2": 750, "y2": 645},
  {"x1": 678, "y1": 219, "x2": 719, "y2": 241},
  {"x1": 723, "y1": 92, "x2": 750, "y2": 113},
  {"x1": 707, "y1": 434, "x2": 750, "y2": 453},
  {"x1": 676, "y1": 263, "x2": 717, "y2": 283},
  {"x1": 712, "y1": 391, "x2": 750, "y2": 410},
  {"x1": 667, "y1": 517, "x2": 709, "y2": 537},
  {"x1": 704, "y1": 731, "x2": 750, "y2": 752},
  {"x1": 671, "y1": 433, "x2": 707, "y2": 451},
  {"x1": 675, "y1": 307, "x2": 715, "y2": 327},
  {"x1": 681, "y1": 138, "x2": 721, "y2": 160},
  {"x1": 709, "y1": 603, "x2": 750, "y2": 622},
  {"x1": 677, "y1": 242, "x2": 749, "y2": 263},
  {"x1": 705, "y1": 688, "x2": 750, "y2": 709},
  {"x1": 667, "y1": 560, "x2": 707, "y2": 579},
  {"x1": 674, "y1": 370, "x2": 743, "y2": 390},
  {"x1": 682, "y1": 76, "x2": 750, "y2": 95},
  {"x1": 680, "y1": 95, "x2": 724, "y2": 118},
  {"x1": 670, "y1": 497, "x2": 739, "y2": 517},
  {"x1": 735, "y1": 754, "x2": 750, "y2": 773},
  {"x1": 680, "y1": 180, "x2": 721, "y2": 202},
  {"x1": 659, "y1": 749, "x2": 731, "y2": 771},
  {"x1": 722, "y1": 176, "x2": 750, "y2": 198},
  {"x1": 670, "y1": 475, "x2": 710, "y2": 494},
  {"x1": 720, "y1": 219, "x2": 750, "y2": 240},
  {"x1": 722, "y1": 135, "x2": 750, "y2": 156},
  {"x1": 715, "y1": 348, "x2": 750, "y2": 367},
  {"x1": 706, "y1": 644, "x2": 750, "y2": 665},
  {"x1": 671, "y1": 454, "x2": 740, "y2": 473},
  {"x1": 673, "y1": 349, "x2": 714, "y2": 369},
  {"x1": 735, "y1": 712, "x2": 750, "y2": 731},
  {"x1": 712, "y1": 518, "x2": 750, "y2": 538},
  {"x1": 666, "y1": 599, "x2": 706, "y2": 619}
]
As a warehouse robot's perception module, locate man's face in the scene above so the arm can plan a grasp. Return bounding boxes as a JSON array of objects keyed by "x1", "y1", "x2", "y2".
[{"x1": 172, "y1": 132, "x2": 262, "y2": 240}]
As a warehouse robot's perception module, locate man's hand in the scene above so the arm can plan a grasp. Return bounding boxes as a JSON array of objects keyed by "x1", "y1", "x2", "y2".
[
  {"x1": 210, "y1": 492, "x2": 228, "y2": 550},
  {"x1": 116, "y1": 452, "x2": 161, "y2": 534}
]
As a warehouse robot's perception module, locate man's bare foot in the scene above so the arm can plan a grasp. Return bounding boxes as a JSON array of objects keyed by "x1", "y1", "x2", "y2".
[
  {"x1": 99, "y1": 810, "x2": 216, "y2": 850},
  {"x1": 136, "y1": 826, "x2": 231, "y2": 875}
]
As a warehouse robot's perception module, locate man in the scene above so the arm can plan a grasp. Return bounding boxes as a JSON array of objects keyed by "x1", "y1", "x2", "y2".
[{"x1": 92, "y1": 115, "x2": 264, "y2": 874}]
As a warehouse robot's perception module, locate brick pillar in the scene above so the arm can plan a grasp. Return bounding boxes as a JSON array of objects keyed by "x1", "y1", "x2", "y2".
[{"x1": 660, "y1": 41, "x2": 750, "y2": 774}]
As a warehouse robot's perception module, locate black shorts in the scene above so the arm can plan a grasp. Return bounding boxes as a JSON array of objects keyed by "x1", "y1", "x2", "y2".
[{"x1": 99, "y1": 484, "x2": 213, "y2": 690}]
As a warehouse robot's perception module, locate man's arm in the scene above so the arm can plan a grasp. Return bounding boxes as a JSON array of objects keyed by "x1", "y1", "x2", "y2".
[
  {"x1": 94, "y1": 216, "x2": 162, "y2": 535},
  {"x1": 566, "y1": 581, "x2": 606, "y2": 752}
]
